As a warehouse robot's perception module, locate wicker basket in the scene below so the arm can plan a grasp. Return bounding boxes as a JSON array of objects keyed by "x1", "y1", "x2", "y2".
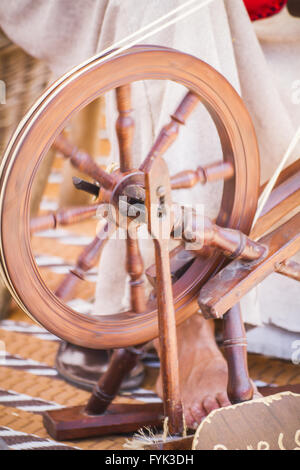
[
  {"x1": 0, "y1": 29, "x2": 51, "y2": 318},
  {"x1": 0, "y1": 29, "x2": 51, "y2": 158}
]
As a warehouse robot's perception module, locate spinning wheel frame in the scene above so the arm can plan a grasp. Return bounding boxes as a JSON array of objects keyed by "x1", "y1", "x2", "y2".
[{"x1": 0, "y1": 46, "x2": 260, "y2": 349}]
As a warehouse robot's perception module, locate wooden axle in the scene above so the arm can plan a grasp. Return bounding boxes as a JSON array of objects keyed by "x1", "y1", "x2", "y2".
[
  {"x1": 149, "y1": 157, "x2": 300, "y2": 282},
  {"x1": 174, "y1": 208, "x2": 266, "y2": 262},
  {"x1": 120, "y1": 193, "x2": 264, "y2": 263}
]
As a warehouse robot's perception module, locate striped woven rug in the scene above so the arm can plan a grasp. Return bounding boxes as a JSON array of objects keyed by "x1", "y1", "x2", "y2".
[{"x1": 0, "y1": 153, "x2": 299, "y2": 450}]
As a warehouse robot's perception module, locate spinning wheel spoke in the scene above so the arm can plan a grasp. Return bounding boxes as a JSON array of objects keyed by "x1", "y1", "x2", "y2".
[
  {"x1": 115, "y1": 85, "x2": 134, "y2": 172},
  {"x1": 30, "y1": 204, "x2": 99, "y2": 234},
  {"x1": 55, "y1": 219, "x2": 115, "y2": 301},
  {"x1": 54, "y1": 133, "x2": 115, "y2": 190},
  {"x1": 126, "y1": 226, "x2": 146, "y2": 313},
  {"x1": 170, "y1": 160, "x2": 234, "y2": 189},
  {"x1": 140, "y1": 91, "x2": 199, "y2": 171}
]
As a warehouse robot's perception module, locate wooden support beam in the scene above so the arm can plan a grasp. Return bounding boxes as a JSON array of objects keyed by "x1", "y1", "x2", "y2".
[
  {"x1": 145, "y1": 155, "x2": 184, "y2": 436},
  {"x1": 170, "y1": 161, "x2": 233, "y2": 189},
  {"x1": 198, "y1": 212, "x2": 300, "y2": 319},
  {"x1": 251, "y1": 165, "x2": 300, "y2": 240}
]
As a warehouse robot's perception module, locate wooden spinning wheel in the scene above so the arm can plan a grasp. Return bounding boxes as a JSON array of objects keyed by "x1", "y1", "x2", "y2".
[
  {"x1": 0, "y1": 45, "x2": 265, "y2": 443},
  {"x1": 0, "y1": 45, "x2": 259, "y2": 348}
]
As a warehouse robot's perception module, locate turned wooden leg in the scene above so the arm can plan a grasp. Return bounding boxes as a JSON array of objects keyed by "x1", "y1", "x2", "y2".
[
  {"x1": 42, "y1": 346, "x2": 164, "y2": 441},
  {"x1": 222, "y1": 303, "x2": 253, "y2": 404},
  {"x1": 43, "y1": 345, "x2": 163, "y2": 440},
  {"x1": 85, "y1": 347, "x2": 140, "y2": 415}
]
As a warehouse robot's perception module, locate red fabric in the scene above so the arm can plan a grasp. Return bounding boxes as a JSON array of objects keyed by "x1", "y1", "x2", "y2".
[{"x1": 243, "y1": 0, "x2": 288, "y2": 20}]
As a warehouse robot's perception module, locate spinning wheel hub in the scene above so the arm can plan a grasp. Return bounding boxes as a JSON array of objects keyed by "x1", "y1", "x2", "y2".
[{"x1": 110, "y1": 170, "x2": 146, "y2": 228}]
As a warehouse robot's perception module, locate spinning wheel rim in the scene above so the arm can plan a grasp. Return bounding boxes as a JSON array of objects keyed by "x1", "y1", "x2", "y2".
[{"x1": 0, "y1": 46, "x2": 259, "y2": 348}]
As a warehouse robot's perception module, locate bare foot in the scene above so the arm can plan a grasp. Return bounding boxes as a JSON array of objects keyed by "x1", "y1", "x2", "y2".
[{"x1": 155, "y1": 314, "x2": 232, "y2": 429}]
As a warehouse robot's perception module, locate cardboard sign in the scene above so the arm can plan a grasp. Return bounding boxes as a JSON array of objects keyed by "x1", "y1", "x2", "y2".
[{"x1": 193, "y1": 392, "x2": 300, "y2": 450}]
